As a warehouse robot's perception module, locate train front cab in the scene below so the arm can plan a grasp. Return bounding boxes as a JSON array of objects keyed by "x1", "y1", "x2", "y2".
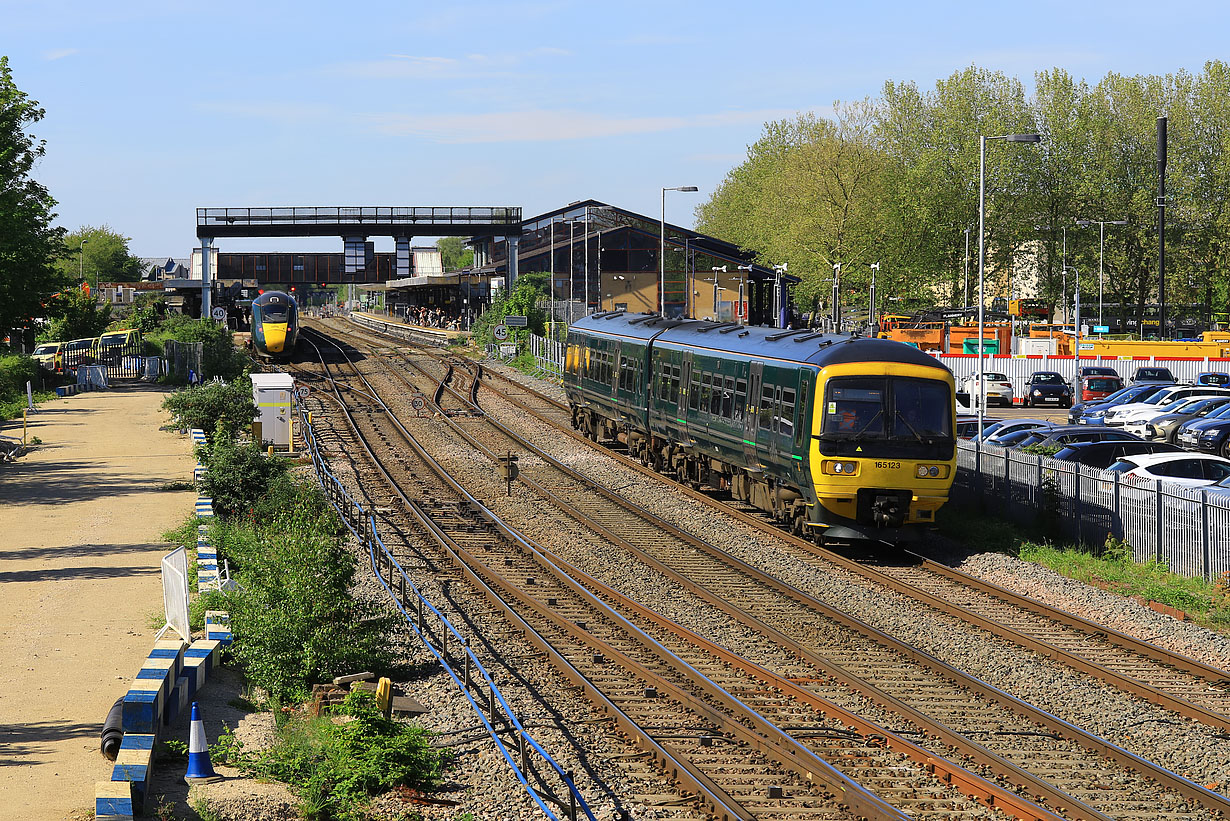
[
  {"x1": 252, "y1": 292, "x2": 299, "y2": 356},
  {"x1": 805, "y1": 360, "x2": 956, "y2": 541}
]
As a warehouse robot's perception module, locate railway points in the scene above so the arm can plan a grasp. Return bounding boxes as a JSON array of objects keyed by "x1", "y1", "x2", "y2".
[{"x1": 294, "y1": 315, "x2": 1230, "y2": 819}]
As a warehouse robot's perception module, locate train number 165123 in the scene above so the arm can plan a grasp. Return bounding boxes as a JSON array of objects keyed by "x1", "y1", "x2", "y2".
[{"x1": 874, "y1": 460, "x2": 902, "y2": 469}]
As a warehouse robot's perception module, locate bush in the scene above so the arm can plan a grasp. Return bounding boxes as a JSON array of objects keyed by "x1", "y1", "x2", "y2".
[
  {"x1": 162, "y1": 378, "x2": 256, "y2": 442},
  {"x1": 209, "y1": 478, "x2": 396, "y2": 702},
  {"x1": 248, "y1": 689, "x2": 445, "y2": 820},
  {"x1": 198, "y1": 431, "x2": 288, "y2": 516},
  {"x1": 148, "y1": 314, "x2": 247, "y2": 380}
]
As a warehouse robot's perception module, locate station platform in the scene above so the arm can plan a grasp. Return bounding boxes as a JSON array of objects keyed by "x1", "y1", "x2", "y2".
[
  {"x1": 0, "y1": 386, "x2": 196, "y2": 820},
  {"x1": 348, "y1": 311, "x2": 470, "y2": 344}
]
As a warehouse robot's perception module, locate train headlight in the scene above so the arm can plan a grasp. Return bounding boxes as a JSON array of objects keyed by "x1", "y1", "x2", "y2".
[
  {"x1": 823, "y1": 460, "x2": 859, "y2": 476},
  {"x1": 916, "y1": 464, "x2": 946, "y2": 479}
]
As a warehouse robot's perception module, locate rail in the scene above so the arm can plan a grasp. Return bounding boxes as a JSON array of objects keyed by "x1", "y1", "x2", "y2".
[{"x1": 297, "y1": 405, "x2": 595, "y2": 821}]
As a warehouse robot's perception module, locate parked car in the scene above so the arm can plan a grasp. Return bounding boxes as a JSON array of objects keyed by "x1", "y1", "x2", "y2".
[
  {"x1": 94, "y1": 328, "x2": 141, "y2": 365},
  {"x1": 1194, "y1": 371, "x2": 1230, "y2": 387},
  {"x1": 1105, "y1": 452, "x2": 1230, "y2": 488},
  {"x1": 1079, "y1": 374, "x2": 1123, "y2": 403},
  {"x1": 1011, "y1": 426, "x2": 1142, "y2": 450},
  {"x1": 956, "y1": 414, "x2": 1002, "y2": 440},
  {"x1": 973, "y1": 418, "x2": 1052, "y2": 445},
  {"x1": 963, "y1": 371, "x2": 1014, "y2": 407},
  {"x1": 1100, "y1": 385, "x2": 1230, "y2": 427},
  {"x1": 31, "y1": 341, "x2": 63, "y2": 373},
  {"x1": 1070, "y1": 383, "x2": 1171, "y2": 425},
  {"x1": 1127, "y1": 396, "x2": 1230, "y2": 442},
  {"x1": 1175, "y1": 405, "x2": 1230, "y2": 457},
  {"x1": 1073, "y1": 365, "x2": 1119, "y2": 390},
  {"x1": 1052, "y1": 440, "x2": 1181, "y2": 470},
  {"x1": 1130, "y1": 365, "x2": 1177, "y2": 384},
  {"x1": 61, "y1": 337, "x2": 97, "y2": 375},
  {"x1": 1022, "y1": 371, "x2": 1073, "y2": 408}
]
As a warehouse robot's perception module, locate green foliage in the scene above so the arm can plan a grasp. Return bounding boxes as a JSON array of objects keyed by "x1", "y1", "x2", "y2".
[
  {"x1": 55, "y1": 225, "x2": 143, "y2": 286},
  {"x1": 111, "y1": 293, "x2": 168, "y2": 335},
  {"x1": 0, "y1": 354, "x2": 53, "y2": 421},
  {"x1": 38, "y1": 287, "x2": 113, "y2": 342},
  {"x1": 0, "y1": 57, "x2": 68, "y2": 338},
  {"x1": 198, "y1": 431, "x2": 289, "y2": 516},
  {"x1": 161, "y1": 377, "x2": 257, "y2": 443},
  {"x1": 207, "y1": 477, "x2": 396, "y2": 702},
  {"x1": 247, "y1": 689, "x2": 445, "y2": 820},
  {"x1": 472, "y1": 273, "x2": 548, "y2": 346},
  {"x1": 436, "y1": 235, "x2": 474, "y2": 271},
  {"x1": 1020, "y1": 443, "x2": 1063, "y2": 457},
  {"x1": 147, "y1": 313, "x2": 247, "y2": 380}
]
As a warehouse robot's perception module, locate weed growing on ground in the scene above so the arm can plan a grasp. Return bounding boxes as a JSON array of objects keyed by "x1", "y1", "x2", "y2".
[{"x1": 246, "y1": 690, "x2": 446, "y2": 821}]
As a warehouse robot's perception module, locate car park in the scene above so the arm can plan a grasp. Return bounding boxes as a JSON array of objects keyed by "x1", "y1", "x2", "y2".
[
  {"x1": 1130, "y1": 365, "x2": 1177, "y2": 384},
  {"x1": 956, "y1": 414, "x2": 1001, "y2": 440},
  {"x1": 973, "y1": 418, "x2": 1052, "y2": 445},
  {"x1": 1104, "y1": 452, "x2": 1230, "y2": 488},
  {"x1": 963, "y1": 371, "x2": 1014, "y2": 407},
  {"x1": 1022, "y1": 371, "x2": 1073, "y2": 407},
  {"x1": 1078, "y1": 374, "x2": 1123, "y2": 403},
  {"x1": 1100, "y1": 385, "x2": 1230, "y2": 427},
  {"x1": 1051, "y1": 440, "x2": 1181, "y2": 470},
  {"x1": 31, "y1": 341, "x2": 63, "y2": 373},
  {"x1": 1070, "y1": 383, "x2": 1170, "y2": 424},
  {"x1": 1194, "y1": 371, "x2": 1230, "y2": 387},
  {"x1": 1010, "y1": 425, "x2": 1142, "y2": 450},
  {"x1": 1175, "y1": 405, "x2": 1230, "y2": 457},
  {"x1": 1126, "y1": 396, "x2": 1230, "y2": 442}
]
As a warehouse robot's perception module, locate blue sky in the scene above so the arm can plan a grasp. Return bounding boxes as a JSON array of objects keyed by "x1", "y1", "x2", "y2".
[{"x1": 4, "y1": 0, "x2": 1227, "y2": 257}]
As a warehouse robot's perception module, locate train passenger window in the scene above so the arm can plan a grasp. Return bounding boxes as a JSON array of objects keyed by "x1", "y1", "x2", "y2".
[
  {"x1": 656, "y1": 355, "x2": 669, "y2": 399},
  {"x1": 700, "y1": 372, "x2": 712, "y2": 415},
  {"x1": 760, "y1": 385, "x2": 774, "y2": 430},
  {"x1": 710, "y1": 374, "x2": 722, "y2": 416},
  {"x1": 671, "y1": 365, "x2": 681, "y2": 403},
  {"x1": 618, "y1": 356, "x2": 629, "y2": 391},
  {"x1": 781, "y1": 388, "x2": 795, "y2": 437},
  {"x1": 689, "y1": 371, "x2": 701, "y2": 410},
  {"x1": 723, "y1": 376, "x2": 735, "y2": 419},
  {"x1": 734, "y1": 378, "x2": 747, "y2": 423}
]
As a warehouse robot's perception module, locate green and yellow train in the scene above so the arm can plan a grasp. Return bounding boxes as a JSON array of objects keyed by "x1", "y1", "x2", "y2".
[{"x1": 564, "y1": 312, "x2": 957, "y2": 544}]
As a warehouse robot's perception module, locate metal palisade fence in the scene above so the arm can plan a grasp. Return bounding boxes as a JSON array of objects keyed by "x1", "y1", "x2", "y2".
[{"x1": 956, "y1": 441, "x2": 1230, "y2": 581}]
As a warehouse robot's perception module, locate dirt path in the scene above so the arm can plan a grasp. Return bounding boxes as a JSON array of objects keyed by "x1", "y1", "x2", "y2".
[{"x1": 0, "y1": 385, "x2": 196, "y2": 821}]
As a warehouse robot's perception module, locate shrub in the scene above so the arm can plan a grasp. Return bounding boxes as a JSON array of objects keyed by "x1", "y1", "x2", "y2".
[
  {"x1": 162, "y1": 378, "x2": 256, "y2": 442},
  {"x1": 198, "y1": 431, "x2": 288, "y2": 516},
  {"x1": 148, "y1": 314, "x2": 247, "y2": 380},
  {"x1": 210, "y1": 478, "x2": 396, "y2": 702},
  {"x1": 248, "y1": 689, "x2": 445, "y2": 820}
]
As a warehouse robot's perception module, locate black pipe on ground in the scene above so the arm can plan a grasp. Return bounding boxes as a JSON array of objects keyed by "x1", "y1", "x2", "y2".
[{"x1": 100, "y1": 697, "x2": 124, "y2": 760}]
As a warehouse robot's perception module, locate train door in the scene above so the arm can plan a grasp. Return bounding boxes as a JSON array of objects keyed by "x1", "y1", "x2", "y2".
[
  {"x1": 680, "y1": 351, "x2": 694, "y2": 442},
  {"x1": 743, "y1": 361, "x2": 763, "y2": 468},
  {"x1": 793, "y1": 369, "x2": 811, "y2": 480}
]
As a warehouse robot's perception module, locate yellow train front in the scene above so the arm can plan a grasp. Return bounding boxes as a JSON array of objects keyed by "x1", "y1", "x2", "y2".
[
  {"x1": 563, "y1": 313, "x2": 957, "y2": 545},
  {"x1": 250, "y1": 291, "x2": 299, "y2": 358}
]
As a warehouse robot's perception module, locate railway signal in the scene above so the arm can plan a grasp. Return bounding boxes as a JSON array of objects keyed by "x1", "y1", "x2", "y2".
[{"x1": 497, "y1": 452, "x2": 519, "y2": 495}]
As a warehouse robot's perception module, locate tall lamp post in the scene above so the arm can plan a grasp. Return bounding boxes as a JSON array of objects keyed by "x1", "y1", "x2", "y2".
[
  {"x1": 831, "y1": 263, "x2": 841, "y2": 329},
  {"x1": 660, "y1": 186, "x2": 698, "y2": 316},
  {"x1": 563, "y1": 217, "x2": 579, "y2": 323},
  {"x1": 1066, "y1": 266, "x2": 1082, "y2": 360},
  {"x1": 548, "y1": 218, "x2": 558, "y2": 334},
  {"x1": 1075, "y1": 218, "x2": 1128, "y2": 327},
  {"x1": 582, "y1": 205, "x2": 615, "y2": 317},
  {"x1": 869, "y1": 262, "x2": 880, "y2": 335},
  {"x1": 710, "y1": 266, "x2": 727, "y2": 320},
  {"x1": 980, "y1": 133, "x2": 1042, "y2": 437},
  {"x1": 79, "y1": 238, "x2": 90, "y2": 291},
  {"x1": 736, "y1": 263, "x2": 753, "y2": 323}
]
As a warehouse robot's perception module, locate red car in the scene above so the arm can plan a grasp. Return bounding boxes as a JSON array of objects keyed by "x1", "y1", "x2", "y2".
[{"x1": 1080, "y1": 374, "x2": 1123, "y2": 403}]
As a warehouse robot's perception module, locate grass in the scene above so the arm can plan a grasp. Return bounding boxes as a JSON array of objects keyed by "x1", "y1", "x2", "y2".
[
  {"x1": 0, "y1": 389, "x2": 58, "y2": 423},
  {"x1": 938, "y1": 502, "x2": 1230, "y2": 634}
]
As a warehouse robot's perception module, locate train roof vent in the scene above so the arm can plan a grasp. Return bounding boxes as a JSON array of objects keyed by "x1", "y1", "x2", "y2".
[
  {"x1": 738, "y1": 330, "x2": 750, "y2": 337},
  {"x1": 718, "y1": 324, "x2": 744, "y2": 334},
  {"x1": 696, "y1": 322, "x2": 740, "y2": 334},
  {"x1": 791, "y1": 332, "x2": 825, "y2": 343},
  {"x1": 627, "y1": 314, "x2": 660, "y2": 325}
]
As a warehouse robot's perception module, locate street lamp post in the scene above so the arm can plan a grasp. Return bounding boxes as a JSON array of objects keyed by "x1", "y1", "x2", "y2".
[
  {"x1": 869, "y1": 262, "x2": 880, "y2": 335},
  {"x1": 1067, "y1": 266, "x2": 1082, "y2": 360},
  {"x1": 549, "y1": 218, "x2": 557, "y2": 334},
  {"x1": 1075, "y1": 218, "x2": 1128, "y2": 327},
  {"x1": 772, "y1": 263, "x2": 788, "y2": 327},
  {"x1": 737, "y1": 263, "x2": 753, "y2": 323},
  {"x1": 980, "y1": 133, "x2": 1041, "y2": 437},
  {"x1": 582, "y1": 205, "x2": 615, "y2": 317},
  {"x1": 563, "y1": 218, "x2": 579, "y2": 324},
  {"x1": 79, "y1": 238, "x2": 90, "y2": 291},
  {"x1": 963, "y1": 226, "x2": 971, "y2": 308},
  {"x1": 831, "y1": 263, "x2": 841, "y2": 329},
  {"x1": 660, "y1": 186, "x2": 698, "y2": 316},
  {"x1": 711, "y1": 266, "x2": 727, "y2": 320}
]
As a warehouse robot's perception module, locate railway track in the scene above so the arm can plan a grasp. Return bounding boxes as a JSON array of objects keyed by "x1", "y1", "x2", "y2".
[
  {"x1": 343, "y1": 319, "x2": 1230, "y2": 735},
  {"x1": 305, "y1": 319, "x2": 1230, "y2": 820}
]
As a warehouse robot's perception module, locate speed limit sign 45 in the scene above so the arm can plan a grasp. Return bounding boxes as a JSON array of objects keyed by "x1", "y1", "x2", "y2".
[{"x1": 493, "y1": 324, "x2": 509, "y2": 340}]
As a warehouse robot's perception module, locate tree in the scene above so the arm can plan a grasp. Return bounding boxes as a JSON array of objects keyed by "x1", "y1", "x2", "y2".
[
  {"x1": 56, "y1": 225, "x2": 143, "y2": 286},
  {"x1": 0, "y1": 57, "x2": 67, "y2": 336},
  {"x1": 436, "y1": 236, "x2": 474, "y2": 271},
  {"x1": 39, "y1": 287, "x2": 112, "y2": 341}
]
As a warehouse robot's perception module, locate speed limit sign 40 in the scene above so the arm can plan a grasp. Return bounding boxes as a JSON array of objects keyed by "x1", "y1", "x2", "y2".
[{"x1": 493, "y1": 324, "x2": 509, "y2": 340}]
